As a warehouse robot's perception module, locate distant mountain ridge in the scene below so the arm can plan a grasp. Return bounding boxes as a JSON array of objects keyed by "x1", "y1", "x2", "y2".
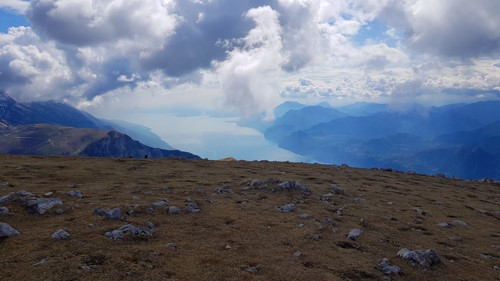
[
  {"x1": 0, "y1": 91, "x2": 198, "y2": 159},
  {"x1": 265, "y1": 100, "x2": 500, "y2": 179}
]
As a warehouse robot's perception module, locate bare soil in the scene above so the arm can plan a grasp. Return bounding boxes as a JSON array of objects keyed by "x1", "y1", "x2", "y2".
[{"x1": 0, "y1": 155, "x2": 499, "y2": 280}]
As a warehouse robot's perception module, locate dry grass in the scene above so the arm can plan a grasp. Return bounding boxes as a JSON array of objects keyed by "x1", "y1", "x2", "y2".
[{"x1": 0, "y1": 155, "x2": 499, "y2": 281}]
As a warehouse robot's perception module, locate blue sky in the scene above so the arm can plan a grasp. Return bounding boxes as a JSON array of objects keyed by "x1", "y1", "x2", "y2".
[{"x1": 1, "y1": 0, "x2": 499, "y2": 160}]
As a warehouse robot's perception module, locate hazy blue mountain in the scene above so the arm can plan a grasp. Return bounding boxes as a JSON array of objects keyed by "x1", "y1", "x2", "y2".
[
  {"x1": 101, "y1": 119, "x2": 175, "y2": 150},
  {"x1": 265, "y1": 106, "x2": 345, "y2": 143},
  {"x1": 273, "y1": 101, "x2": 306, "y2": 119},
  {"x1": 336, "y1": 102, "x2": 388, "y2": 116},
  {"x1": 268, "y1": 100, "x2": 500, "y2": 179}
]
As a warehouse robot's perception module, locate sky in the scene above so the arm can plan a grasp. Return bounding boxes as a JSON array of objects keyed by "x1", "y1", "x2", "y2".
[{"x1": 1, "y1": 0, "x2": 499, "y2": 160}]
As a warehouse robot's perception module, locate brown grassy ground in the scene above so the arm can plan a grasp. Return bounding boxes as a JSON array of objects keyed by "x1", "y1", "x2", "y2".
[{"x1": 0, "y1": 155, "x2": 499, "y2": 281}]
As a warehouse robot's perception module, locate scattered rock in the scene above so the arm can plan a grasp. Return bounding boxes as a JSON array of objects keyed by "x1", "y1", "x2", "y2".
[
  {"x1": 451, "y1": 220, "x2": 466, "y2": 226},
  {"x1": 0, "y1": 207, "x2": 8, "y2": 215},
  {"x1": 94, "y1": 208, "x2": 122, "y2": 220},
  {"x1": 51, "y1": 229, "x2": 70, "y2": 240},
  {"x1": 32, "y1": 258, "x2": 47, "y2": 267},
  {"x1": 379, "y1": 258, "x2": 401, "y2": 275},
  {"x1": 0, "y1": 222, "x2": 20, "y2": 237},
  {"x1": 413, "y1": 207, "x2": 427, "y2": 216},
  {"x1": 480, "y1": 254, "x2": 493, "y2": 260},
  {"x1": 215, "y1": 188, "x2": 234, "y2": 194},
  {"x1": 67, "y1": 191, "x2": 83, "y2": 199},
  {"x1": 168, "y1": 206, "x2": 180, "y2": 214},
  {"x1": 348, "y1": 229, "x2": 362, "y2": 240},
  {"x1": 25, "y1": 198, "x2": 63, "y2": 215},
  {"x1": 165, "y1": 243, "x2": 176, "y2": 248},
  {"x1": 105, "y1": 223, "x2": 155, "y2": 240},
  {"x1": 245, "y1": 266, "x2": 258, "y2": 274},
  {"x1": 276, "y1": 203, "x2": 295, "y2": 213},
  {"x1": 437, "y1": 222, "x2": 450, "y2": 228},
  {"x1": 397, "y1": 248, "x2": 441, "y2": 269},
  {"x1": 152, "y1": 199, "x2": 168, "y2": 208},
  {"x1": 330, "y1": 184, "x2": 344, "y2": 195},
  {"x1": 0, "y1": 182, "x2": 9, "y2": 188},
  {"x1": 298, "y1": 213, "x2": 312, "y2": 219},
  {"x1": 185, "y1": 202, "x2": 200, "y2": 213}
]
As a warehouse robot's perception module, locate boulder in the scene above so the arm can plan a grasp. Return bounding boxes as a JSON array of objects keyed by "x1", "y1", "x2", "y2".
[
  {"x1": 0, "y1": 223, "x2": 20, "y2": 237},
  {"x1": 397, "y1": 248, "x2": 441, "y2": 269},
  {"x1": 25, "y1": 198, "x2": 63, "y2": 214},
  {"x1": 278, "y1": 181, "x2": 311, "y2": 195},
  {"x1": 51, "y1": 229, "x2": 70, "y2": 240},
  {"x1": 105, "y1": 223, "x2": 154, "y2": 240}
]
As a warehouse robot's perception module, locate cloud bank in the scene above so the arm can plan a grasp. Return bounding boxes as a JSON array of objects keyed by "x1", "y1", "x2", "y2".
[{"x1": 0, "y1": 0, "x2": 498, "y2": 117}]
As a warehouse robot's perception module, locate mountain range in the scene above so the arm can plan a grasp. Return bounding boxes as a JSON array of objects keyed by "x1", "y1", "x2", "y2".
[
  {"x1": 0, "y1": 91, "x2": 199, "y2": 159},
  {"x1": 263, "y1": 101, "x2": 500, "y2": 179}
]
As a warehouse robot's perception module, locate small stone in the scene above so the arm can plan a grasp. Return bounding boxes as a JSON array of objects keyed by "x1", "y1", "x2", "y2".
[
  {"x1": 451, "y1": 220, "x2": 466, "y2": 226},
  {"x1": 449, "y1": 236, "x2": 463, "y2": 242},
  {"x1": 480, "y1": 254, "x2": 493, "y2": 260},
  {"x1": 348, "y1": 228, "x2": 362, "y2": 240},
  {"x1": 168, "y1": 206, "x2": 180, "y2": 214},
  {"x1": 245, "y1": 267, "x2": 258, "y2": 274},
  {"x1": 32, "y1": 258, "x2": 47, "y2": 267},
  {"x1": 276, "y1": 203, "x2": 295, "y2": 213},
  {"x1": 56, "y1": 209, "x2": 64, "y2": 215},
  {"x1": 0, "y1": 207, "x2": 8, "y2": 215},
  {"x1": 298, "y1": 223, "x2": 304, "y2": 228},
  {"x1": 312, "y1": 233, "x2": 320, "y2": 240},
  {"x1": 51, "y1": 229, "x2": 70, "y2": 240},
  {"x1": 0, "y1": 182, "x2": 9, "y2": 188},
  {"x1": 94, "y1": 207, "x2": 122, "y2": 220},
  {"x1": 146, "y1": 207, "x2": 155, "y2": 213},
  {"x1": 152, "y1": 199, "x2": 168, "y2": 208},
  {"x1": 383, "y1": 276, "x2": 392, "y2": 281},
  {"x1": 330, "y1": 184, "x2": 344, "y2": 195},
  {"x1": 215, "y1": 188, "x2": 234, "y2": 194},
  {"x1": 298, "y1": 213, "x2": 312, "y2": 219},
  {"x1": 413, "y1": 207, "x2": 427, "y2": 216},
  {"x1": 437, "y1": 222, "x2": 450, "y2": 228},
  {"x1": 379, "y1": 258, "x2": 401, "y2": 275},
  {"x1": 131, "y1": 195, "x2": 140, "y2": 200},
  {"x1": 67, "y1": 191, "x2": 83, "y2": 199},
  {"x1": 293, "y1": 251, "x2": 302, "y2": 257},
  {"x1": 0, "y1": 223, "x2": 20, "y2": 237},
  {"x1": 185, "y1": 202, "x2": 200, "y2": 213},
  {"x1": 165, "y1": 243, "x2": 176, "y2": 248},
  {"x1": 225, "y1": 244, "x2": 231, "y2": 250},
  {"x1": 44, "y1": 192, "x2": 54, "y2": 197}
]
